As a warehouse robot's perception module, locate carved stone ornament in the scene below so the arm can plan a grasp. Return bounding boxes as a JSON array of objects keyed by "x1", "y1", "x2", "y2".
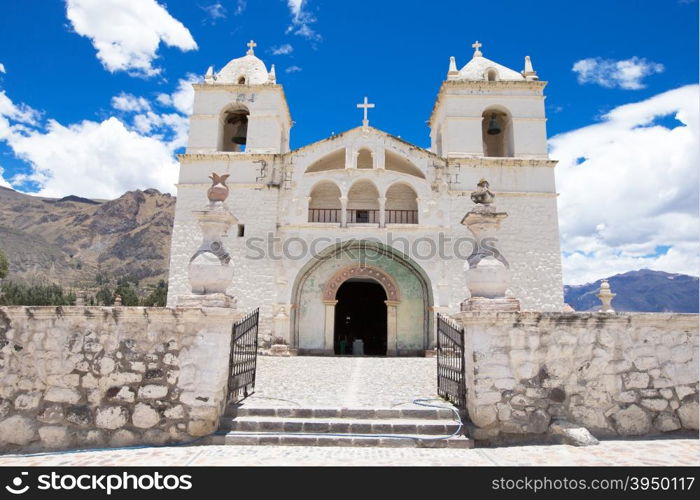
[
  {"x1": 207, "y1": 173, "x2": 230, "y2": 202},
  {"x1": 470, "y1": 178, "x2": 495, "y2": 205}
]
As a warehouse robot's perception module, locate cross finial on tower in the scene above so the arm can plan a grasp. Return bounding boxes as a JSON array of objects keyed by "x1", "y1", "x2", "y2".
[
  {"x1": 472, "y1": 40, "x2": 483, "y2": 58},
  {"x1": 246, "y1": 40, "x2": 257, "y2": 55},
  {"x1": 357, "y1": 96, "x2": 375, "y2": 128}
]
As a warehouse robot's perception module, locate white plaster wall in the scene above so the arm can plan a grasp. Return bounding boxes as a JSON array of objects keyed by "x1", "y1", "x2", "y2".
[
  {"x1": 188, "y1": 85, "x2": 291, "y2": 154},
  {"x1": 431, "y1": 82, "x2": 548, "y2": 158},
  {"x1": 168, "y1": 98, "x2": 565, "y2": 347}
]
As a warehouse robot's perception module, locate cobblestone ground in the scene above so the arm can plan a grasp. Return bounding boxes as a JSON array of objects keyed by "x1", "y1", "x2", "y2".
[
  {"x1": 0, "y1": 439, "x2": 697, "y2": 466},
  {"x1": 242, "y1": 356, "x2": 440, "y2": 408}
]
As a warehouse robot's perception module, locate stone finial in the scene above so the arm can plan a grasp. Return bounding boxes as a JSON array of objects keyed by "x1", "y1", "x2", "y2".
[
  {"x1": 246, "y1": 39, "x2": 257, "y2": 55},
  {"x1": 470, "y1": 178, "x2": 495, "y2": 205},
  {"x1": 268, "y1": 64, "x2": 277, "y2": 83},
  {"x1": 522, "y1": 55, "x2": 538, "y2": 80},
  {"x1": 207, "y1": 173, "x2": 230, "y2": 202},
  {"x1": 471, "y1": 40, "x2": 483, "y2": 58},
  {"x1": 114, "y1": 294, "x2": 122, "y2": 307},
  {"x1": 596, "y1": 279, "x2": 616, "y2": 313},
  {"x1": 447, "y1": 56, "x2": 459, "y2": 78},
  {"x1": 204, "y1": 65, "x2": 215, "y2": 83}
]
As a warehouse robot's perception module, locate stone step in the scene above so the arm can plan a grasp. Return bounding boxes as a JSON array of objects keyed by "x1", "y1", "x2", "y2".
[
  {"x1": 219, "y1": 416, "x2": 462, "y2": 435},
  {"x1": 224, "y1": 406, "x2": 457, "y2": 420},
  {"x1": 204, "y1": 432, "x2": 474, "y2": 449}
]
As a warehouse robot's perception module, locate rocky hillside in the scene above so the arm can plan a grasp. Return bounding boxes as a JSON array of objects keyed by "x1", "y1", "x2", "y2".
[
  {"x1": 564, "y1": 269, "x2": 699, "y2": 313},
  {"x1": 1, "y1": 186, "x2": 697, "y2": 313},
  {"x1": 0, "y1": 186, "x2": 174, "y2": 289}
]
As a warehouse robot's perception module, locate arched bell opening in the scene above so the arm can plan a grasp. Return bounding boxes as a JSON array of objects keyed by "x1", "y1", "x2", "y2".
[
  {"x1": 220, "y1": 107, "x2": 250, "y2": 152},
  {"x1": 481, "y1": 107, "x2": 514, "y2": 157}
]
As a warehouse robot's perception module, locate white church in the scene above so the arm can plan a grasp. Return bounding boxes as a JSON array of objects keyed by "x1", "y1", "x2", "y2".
[{"x1": 166, "y1": 40, "x2": 564, "y2": 356}]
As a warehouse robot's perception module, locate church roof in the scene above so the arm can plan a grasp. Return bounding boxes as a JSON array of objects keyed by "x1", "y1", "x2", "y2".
[
  {"x1": 289, "y1": 125, "x2": 440, "y2": 160},
  {"x1": 208, "y1": 40, "x2": 274, "y2": 85},
  {"x1": 456, "y1": 55, "x2": 525, "y2": 81},
  {"x1": 447, "y1": 41, "x2": 535, "y2": 82}
]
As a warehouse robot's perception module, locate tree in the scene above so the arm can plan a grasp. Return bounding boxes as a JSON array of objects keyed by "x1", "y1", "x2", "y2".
[
  {"x1": 96, "y1": 286, "x2": 114, "y2": 306},
  {"x1": 114, "y1": 282, "x2": 139, "y2": 306},
  {"x1": 0, "y1": 281, "x2": 75, "y2": 306},
  {"x1": 0, "y1": 248, "x2": 8, "y2": 280},
  {"x1": 141, "y1": 280, "x2": 168, "y2": 307}
]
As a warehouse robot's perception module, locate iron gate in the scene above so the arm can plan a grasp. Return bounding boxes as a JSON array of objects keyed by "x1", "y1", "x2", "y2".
[
  {"x1": 227, "y1": 308, "x2": 259, "y2": 403},
  {"x1": 437, "y1": 314, "x2": 466, "y2": 410}
]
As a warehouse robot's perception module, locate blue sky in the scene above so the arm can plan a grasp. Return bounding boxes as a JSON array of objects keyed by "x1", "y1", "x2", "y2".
[{"x1": 0, "y1": 0, "x2": 698, "y2": 284}]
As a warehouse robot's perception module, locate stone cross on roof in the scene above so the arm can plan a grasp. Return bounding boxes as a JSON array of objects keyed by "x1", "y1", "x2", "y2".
[
  {"x1": 357, "y1": 96, "x2": 375, "y2": 127},
  {"x1": 472, "y1": 40, "x2": 483, "y2": 58},
  {"x1": 246, "y1": 40, "x2": 257, "y2": 55}
]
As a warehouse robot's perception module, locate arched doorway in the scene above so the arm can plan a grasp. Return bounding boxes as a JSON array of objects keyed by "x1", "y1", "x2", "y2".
[
  {"x1": 290, "y1": 240, "x2": 433, "y2": 356},
  {"x1": 334, "y1": 279, "x2": 387, "y2": 355}
]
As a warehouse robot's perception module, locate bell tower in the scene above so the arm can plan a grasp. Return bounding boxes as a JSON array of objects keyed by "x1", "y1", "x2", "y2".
[
  {"x1": 429, "y1": 42, "x2": 547, "y2": 159},
  {"x1": 187, "y1": 40, "x2": 292, "y2": 155}
]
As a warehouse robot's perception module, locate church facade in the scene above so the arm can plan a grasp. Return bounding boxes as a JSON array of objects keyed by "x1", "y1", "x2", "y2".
[{"x1": 166, "y1": 41, "x2": 564, "y2": 355}]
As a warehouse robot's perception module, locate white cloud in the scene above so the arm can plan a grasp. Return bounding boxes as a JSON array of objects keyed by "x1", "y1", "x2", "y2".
[
  {"x1": 572, "y1": 57, "x2": 664, "y2": 90},
  {"x1": 65, "y1": 0, "x2": 198, "y2": 77},
  {"x1": 0, "y1": 91, "x2": 40, "y2": 125},
  {"x1": 0, "y1": 74, "x2": 201, "y2": 199},
  {"x1": 285, "y1": 0, "x2": 320, "y2": 41},
  {"x1": 0, "y1": 166, "x2": 12, "y2": 188},
  {"x1": 111, "y1": 93, "x2": 151, "y2": 112},
  {"x1": 285, "y1": 65, "x2": 302, "y2": 73},
  {"x1": 0, "y1": 63, "x2": 5, "y2": 74},
  {"x1": 155, "y1": 73, "x2": 201, "y2": 115},
  {"x1": 234, "y1": 0, "x2": 247, "y2": 15},
  {"x1": 201, "y1": 2, "x2": 226, "y2": 23},
  {"x1": 7, "y1": 117, "x2": 179, "y2": 199},
  {"x1": 550, "y1": 85, "x2": 699, "y2": 284},
  {"x1": 271, "y1": 44, "x2": 294, "y2": 55}
]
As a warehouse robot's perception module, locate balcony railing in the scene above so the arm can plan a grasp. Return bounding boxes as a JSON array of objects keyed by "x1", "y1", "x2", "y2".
[
  {"x1": 308, "y1": 208, "x2": 341, "y2": 223},
  {"x1": 347, "y1": 209, "x2": 380, "y2": 224},
  {"x1": 308, "y1": 208, "x2": 418, "y2": 224},
  {"x1": 385, "y1": 209, "x2": 418, "y2": 224}
]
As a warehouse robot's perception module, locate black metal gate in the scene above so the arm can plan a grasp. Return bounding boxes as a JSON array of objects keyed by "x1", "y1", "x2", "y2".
[
  {"x1": 437, "y1": 314, "x2": 466, "y2": 410},
  {"x1": 227, "y1": 308, "x2": 259, "y2": 403}
]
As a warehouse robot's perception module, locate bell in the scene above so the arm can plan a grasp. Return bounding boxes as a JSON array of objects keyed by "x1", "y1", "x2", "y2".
[
  {"x1": 487, "y1": 113, "x2": 501, "y2": 135},
  {"x1": 230, "y1": 118, "x2": 248, "y2": 145}
]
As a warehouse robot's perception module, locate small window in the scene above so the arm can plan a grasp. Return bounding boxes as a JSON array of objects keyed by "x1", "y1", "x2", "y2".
[
  {"x1": 238, "y1": 76, "x2": 246, "y2": 85},
  {"x1": 237, "y1": 224, "x2": 245, "y2": 237},
  {"x1": 487, "y1": 69, "x2": 498, "y2": 81}
]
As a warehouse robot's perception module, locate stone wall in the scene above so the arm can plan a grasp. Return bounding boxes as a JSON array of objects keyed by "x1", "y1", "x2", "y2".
[
  {"x1": 453, "y1": 312, "x2": 699, "y2": 441},
  {"x1": 0, "y1": 306, "x2": 239, "y2": 453}
]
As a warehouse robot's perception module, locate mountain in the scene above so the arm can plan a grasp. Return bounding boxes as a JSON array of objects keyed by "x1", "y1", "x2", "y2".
[
  {"x1": 564, "y1": 269, "x2": 699, "y2": 313},
  {"x1": 0, "y1": 186, "x2": 175, "y2": 289},
  {"x1": 1, "y1": 186, "x2": 697, "y2": 313}
]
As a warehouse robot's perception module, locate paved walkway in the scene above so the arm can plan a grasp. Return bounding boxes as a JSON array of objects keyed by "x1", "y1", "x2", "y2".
[
  {"x1": 243, "y1": 356, "x2": 439, "y2": 409},
  {"x1": 0, "y1": 439, "x2": 697, "y2": 466}
]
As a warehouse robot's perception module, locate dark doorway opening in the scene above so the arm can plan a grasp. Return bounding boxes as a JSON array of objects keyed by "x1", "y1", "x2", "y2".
[{"x1": 334, "y1": 279, "x2": 387, "y2": 355}]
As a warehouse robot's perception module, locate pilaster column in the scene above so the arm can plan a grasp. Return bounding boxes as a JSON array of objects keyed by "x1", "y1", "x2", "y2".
[
  {"x1": 303, "y1": 196, "x2": 311, "y2": 222},
  {"x1": 385, "y1": 300, "x2": 400, "y2": 356},
  {"x1": 340, "y1": 196, "x2": 348, "y2": 227},
  {"x1": 378, "y1": 196, "x2": 386, "y2": 228},
  {"x1": 323, "y1": 299, "x2": 338, "y2": 353}
]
